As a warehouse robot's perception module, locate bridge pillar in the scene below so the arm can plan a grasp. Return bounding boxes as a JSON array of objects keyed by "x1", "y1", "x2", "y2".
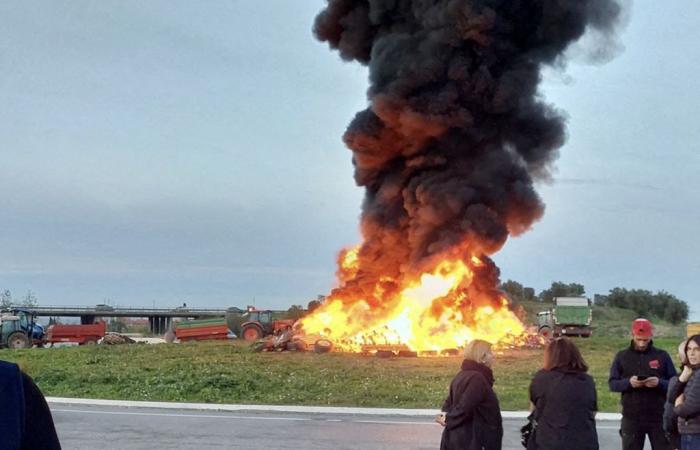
[
  {"x1": 148, "y1": 316, "x2": 171, "y2": 335},
  {"x1": 80, "y1": 315, "x2": 96, "y2": 325}
]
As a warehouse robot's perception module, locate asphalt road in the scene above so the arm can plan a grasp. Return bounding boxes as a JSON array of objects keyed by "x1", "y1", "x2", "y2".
[{"x1": 51, "y1": 405, "x2": 643, "y2": 450}]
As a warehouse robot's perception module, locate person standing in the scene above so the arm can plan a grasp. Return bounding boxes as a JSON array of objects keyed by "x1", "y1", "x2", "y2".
[
  {"x1": 609, "y1": 318, "x2": 677, "y2": 450},
  {"x1": 436, "y1": 339, "x2": 503, "y2": 450},
  {"x1": 528, "y1": 337, "x2": 598, "y2": 450},
  {"x1": 673, "y1": 334, "x2": 700, "y2": 449},
  {"x1": 664, "y1": 339, "x2": 689, "y2": 450},
  {"x1": 0, "y1": 359, "x2": 62, "y2": 450}
]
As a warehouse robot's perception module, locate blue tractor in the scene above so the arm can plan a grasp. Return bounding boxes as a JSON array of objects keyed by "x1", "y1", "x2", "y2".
[{"x1": 0, "y1": 308, "x2": 44, "y2": 349}]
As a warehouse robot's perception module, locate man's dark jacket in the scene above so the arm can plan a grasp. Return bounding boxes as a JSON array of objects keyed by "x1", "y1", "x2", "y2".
[
  {"x1": 0, "y1": 360, "x2": 61, "y2": 450},
  {"x1": 440, "y1": 360, "x2": 502, "y2": 450},
  {"x1": 608, "y1": 340, "x2": 677, "y2": 421}
]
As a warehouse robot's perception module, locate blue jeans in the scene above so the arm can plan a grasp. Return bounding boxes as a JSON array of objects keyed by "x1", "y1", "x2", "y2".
[{"x1": 682, "y1": 434, "x2": 700, "y2": 450}]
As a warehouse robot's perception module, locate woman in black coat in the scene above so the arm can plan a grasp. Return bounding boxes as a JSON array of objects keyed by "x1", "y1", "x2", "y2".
[
  {"x1": 528, "y1": 337, "x2": 598, "y2": 450},
  {"x1": 437, "y1": 339, "x2": 503, "y2": 450}
]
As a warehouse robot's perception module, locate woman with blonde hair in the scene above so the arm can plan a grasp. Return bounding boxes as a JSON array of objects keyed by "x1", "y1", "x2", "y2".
[{"x1": 436, "y1": 339, "x2": 503, "y2": 450}]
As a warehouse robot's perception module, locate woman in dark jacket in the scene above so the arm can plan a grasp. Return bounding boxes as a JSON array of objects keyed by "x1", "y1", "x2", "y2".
[
  {"x1": 673, "y1": 334, "x2": 700, "y2": 449},
  {"x1": 528, "y1": 337, "x2": 598, "y2": 450},
  {"x1": 437, "y1": 339, "x2": 503, "y2": 450}
]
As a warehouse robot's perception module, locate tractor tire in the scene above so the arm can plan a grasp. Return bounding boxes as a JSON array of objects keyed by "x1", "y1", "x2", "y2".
[
  {"x1": 313, "y1": 339, "x2": 332, "y2": 354},
  {"x1": 538, "y1": 326, "x2": 552, "y2": 339},
  {"x1": 241, "y1": 325, "x2": 263, "y2": 342},
  {"x1": 8, "y1": 332, "x2": 30, "y2": 349},
  {"x1": 375, "y1": 350, "x2": 395, "y2": 358}
]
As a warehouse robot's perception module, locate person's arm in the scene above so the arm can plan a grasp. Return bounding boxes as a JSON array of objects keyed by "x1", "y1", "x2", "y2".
[
  {"x1": 608, "y1": 353, "x2": 631, "y2": 392},
  {"x1": 444, "y1": 375, "x2": 487, "y2": 430},
  {"x1": 674, "y1": 377, "x2": 700, "y2": 418},
  {"x1": 20, "y1": 373, "x2": 61, "y2": 450}
]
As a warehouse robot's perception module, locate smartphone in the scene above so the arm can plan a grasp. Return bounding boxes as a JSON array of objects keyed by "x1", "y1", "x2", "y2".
[{"x1": 637, "y1": 375, "x2": 648, "y2": 381}]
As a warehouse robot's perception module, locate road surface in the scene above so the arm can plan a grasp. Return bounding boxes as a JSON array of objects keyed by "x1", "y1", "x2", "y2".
[{"x1": 52, "y1": 404, "x2": 643, "y2": 449}]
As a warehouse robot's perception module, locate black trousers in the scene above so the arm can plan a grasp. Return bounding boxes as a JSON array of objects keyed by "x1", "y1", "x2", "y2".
[{"x1": 620, "y1": 417, "x2": 670, "y2": 450}]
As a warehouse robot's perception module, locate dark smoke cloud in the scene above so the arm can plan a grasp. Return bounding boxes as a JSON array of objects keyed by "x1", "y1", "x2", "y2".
[{"x1": 315, "y1": 0, "x2": 622, "y2": 297}]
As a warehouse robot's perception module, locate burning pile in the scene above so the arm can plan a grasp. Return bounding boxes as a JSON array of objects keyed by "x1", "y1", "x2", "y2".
[{"x1": 300, "y1": 0, "x2": 622, "y2": 353}]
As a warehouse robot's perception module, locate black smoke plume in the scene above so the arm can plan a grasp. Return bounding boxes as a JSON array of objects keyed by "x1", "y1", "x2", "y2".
[{"x1": 315, "y1": 0, "x2": 622, "y2": 309}]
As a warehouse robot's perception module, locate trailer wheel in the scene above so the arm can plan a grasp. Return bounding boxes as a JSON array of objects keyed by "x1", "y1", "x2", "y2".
[
  {"x1": 538, "y1": 326, "x2": 552, "y2": 339},
  {"x1": 8, "y1": 332, "x2": 30, "y2": 349},
  {"x1": 241, "y1": 325, "x2": 263, "y2": 341},
  {"x1": 83, "y1": 338, "x2": 98, "y2": 346},
  {"x1": 375, "y1": 350, "x2": 395, "y2": 358}
]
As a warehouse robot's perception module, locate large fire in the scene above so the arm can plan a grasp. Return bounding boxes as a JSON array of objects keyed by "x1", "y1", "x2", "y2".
[{"x1": 299, "y1": 245, "x2": 528, "y2": 353}]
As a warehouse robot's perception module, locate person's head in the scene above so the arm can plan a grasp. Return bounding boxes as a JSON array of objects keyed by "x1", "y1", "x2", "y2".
[
  {"x1": 685, "y1": 335, "x2": 700, "y2": 367},
  {"x1": 678, "y1": 339, "x2": 689, "y2": 365},
  {"x1": 631, "y1": 318, "x2": 653, "y2": 351},
  {"x1": 464, "y1": 339, "x2": 494, "y2": 367},
  {"x1": 543, "y1": 337, "x2": 589, "y2": 372}
]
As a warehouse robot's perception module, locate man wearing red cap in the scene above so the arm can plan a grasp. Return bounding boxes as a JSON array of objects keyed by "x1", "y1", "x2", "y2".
[{"x1": 609, "y1": 318, "x2": 677, "y2": 450}]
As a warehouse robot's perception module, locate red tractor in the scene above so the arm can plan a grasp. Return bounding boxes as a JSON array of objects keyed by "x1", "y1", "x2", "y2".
[{"x1": 239, "y1": 309, "x2": 295, "y2": 341}]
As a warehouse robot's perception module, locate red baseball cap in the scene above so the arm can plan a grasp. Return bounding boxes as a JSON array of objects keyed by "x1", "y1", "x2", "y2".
[{"x1": 631, "y1": 318, "x2": 653, "y2": 338}]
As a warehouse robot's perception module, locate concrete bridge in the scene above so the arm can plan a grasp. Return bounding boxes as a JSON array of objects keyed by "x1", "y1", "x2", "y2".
[{"x1": 22, "y1": 306, "x2": 244, "y2": 334}]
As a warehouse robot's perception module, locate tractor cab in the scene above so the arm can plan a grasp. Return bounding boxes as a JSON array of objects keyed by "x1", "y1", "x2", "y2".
[
  {"x1": 0, "y1": 308, "x2": 40, "y2": 349},
  {"x1": 239, "y1": 308, "x2": 295, "y2": 342}
]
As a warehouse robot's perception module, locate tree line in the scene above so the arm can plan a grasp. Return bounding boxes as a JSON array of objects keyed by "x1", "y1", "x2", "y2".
[
  {"x1": 1, "y1": 289, "x2": 39, "y2": 309},
  {"x1": 499, "y1": 280, "x2": 689, "y2": 325}
]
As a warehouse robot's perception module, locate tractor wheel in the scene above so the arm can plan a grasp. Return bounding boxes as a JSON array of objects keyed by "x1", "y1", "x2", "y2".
[
  {"x1": 538, "y1": 326, "x2": 552, "y2": 339},
  {"x1": 8, "y1": 332, "x2": 30, "y2": 349},
  {"x1": 241, "y1": 325, "x2": 263, "y2": 342},
  {"x1": 313, "y1": 339, "x2": 332, "y2": 354}
]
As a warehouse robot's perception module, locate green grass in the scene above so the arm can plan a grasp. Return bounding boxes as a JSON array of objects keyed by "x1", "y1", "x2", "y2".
[{"x1": 0, "y1": 336, "x2": 685, "y2": 412}]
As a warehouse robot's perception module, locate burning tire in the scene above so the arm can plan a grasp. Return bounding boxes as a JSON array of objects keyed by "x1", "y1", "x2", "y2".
[
  {"x1": 313, "y1": 339, "x2": 332, "y2": 353},
  {"x1": 7, "y1": 332, "x2": 30, "y2": 349},
  {"x1": 242, "y1": 324, "x2": 263, "y2": 342}
]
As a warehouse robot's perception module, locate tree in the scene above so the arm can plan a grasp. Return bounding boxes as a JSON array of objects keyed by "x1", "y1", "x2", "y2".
[
  {"x1": 499, "y1": 280, "x2": 536, "y2": 305},
  {"x1": 307, "y1": 299, "x2": 322, "y2": 312},
  {"x1": 538, "y1": 282, "x2": 585, "y2": 303},
  {"x1": 20, "y1": 290, "x2": 38, "y2": 307},
  {"x1": 606, "y1": 287, "x2": 688, "y2": 324},
  {"x1": 284, "y1": 305, "x2": 305, "y2": 320},
  {"x1": 1, "y1": 289, "x2": 13, "y2": 309}
]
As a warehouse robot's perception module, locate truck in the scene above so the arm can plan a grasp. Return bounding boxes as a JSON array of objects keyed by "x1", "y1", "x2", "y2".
[
  {"x1": 174, "y1": 317, "x2": 231, "y2": 342},
  {"x1": 537, "y1": 297, "x2": 593, "y2": 338},
  {"x1": 44, "y1": 321, "x2": 106, "y2": 346},
  {"x1": 0, "y1": 308, "x2": 44, "y2": 349}
]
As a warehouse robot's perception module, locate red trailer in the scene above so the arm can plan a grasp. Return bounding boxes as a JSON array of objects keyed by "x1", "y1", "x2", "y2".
[{"x1": 45, "y1": 321, "x2": 106, "y2": 346}]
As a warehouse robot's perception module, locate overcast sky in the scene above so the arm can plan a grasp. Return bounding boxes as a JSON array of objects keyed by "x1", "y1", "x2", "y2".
[{"x1": 1, "y1": 1, "x2": 699, "y2": 318}]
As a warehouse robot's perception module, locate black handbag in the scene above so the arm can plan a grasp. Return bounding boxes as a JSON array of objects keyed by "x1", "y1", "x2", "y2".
[{"x1": 520, "y1": 418, "x2": 535, "y2": 448}]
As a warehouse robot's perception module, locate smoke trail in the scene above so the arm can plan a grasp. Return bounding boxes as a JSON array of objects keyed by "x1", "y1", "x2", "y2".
[{"x1": 315, "y1": 0, "x2": 622, "y2": 311}]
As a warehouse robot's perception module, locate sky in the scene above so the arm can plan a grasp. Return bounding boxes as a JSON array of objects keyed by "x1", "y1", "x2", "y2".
[{"x1": 1, "y1": 1, "x2": 699, "y2": 318}]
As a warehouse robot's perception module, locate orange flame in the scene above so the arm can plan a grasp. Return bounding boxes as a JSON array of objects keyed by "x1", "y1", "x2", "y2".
[{"x1": 300, "y1": 248, "x2": 528, "y2": 353}]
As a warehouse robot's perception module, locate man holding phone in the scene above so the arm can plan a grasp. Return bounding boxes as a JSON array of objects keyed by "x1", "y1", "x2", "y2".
[{"x1": 609, "y1": 318, "x2": 677, "y2": 450}]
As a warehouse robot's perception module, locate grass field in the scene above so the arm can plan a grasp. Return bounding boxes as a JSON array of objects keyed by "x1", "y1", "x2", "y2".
[{"x1": 0, "y1": 335, "x2": 685, "y2": 412}]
